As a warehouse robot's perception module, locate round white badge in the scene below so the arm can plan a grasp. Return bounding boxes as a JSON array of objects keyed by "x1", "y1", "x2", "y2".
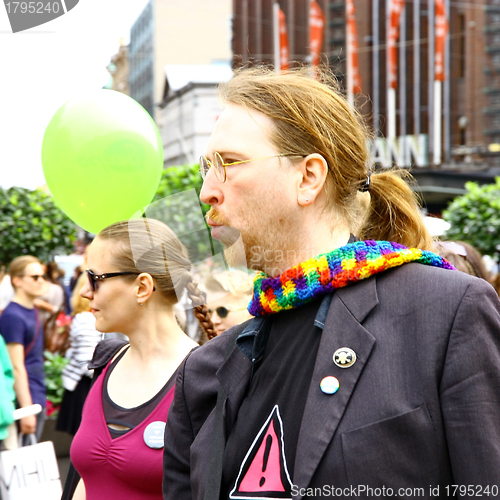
[
  {"x1": 320, "y1": 376, "x2": 340, "y2": 395},
  {"x1": 143, "y1": 421, "x2": 166, "y2": 449}
]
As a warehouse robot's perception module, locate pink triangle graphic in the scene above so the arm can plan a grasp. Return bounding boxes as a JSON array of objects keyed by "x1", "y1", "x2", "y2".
[
  {"x1": 239, "y1": 419, "x2": 285, "y2": 492},
  {"x1": 230, "y1": 405, "x2": 292, "y2": 499}
]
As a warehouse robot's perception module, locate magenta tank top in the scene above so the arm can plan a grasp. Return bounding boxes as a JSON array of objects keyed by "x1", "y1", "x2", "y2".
[{"x1": 70, "y1": 359, "x2": 175, "y2": 499}]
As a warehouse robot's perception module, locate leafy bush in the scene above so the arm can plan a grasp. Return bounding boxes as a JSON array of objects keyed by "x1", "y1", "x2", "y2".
[
  {"x1": 44, "y1": 350, "x2": 69, "y2": 417},
  {"x1": 154, "y1": 163, "x2": 206, "y2": 207},
  {"x1": 0, "y1": 187, "x2": 77, "y2": 266},
  {"x1": 443, "y1": 178, "x2": 500, "y2": 258}
]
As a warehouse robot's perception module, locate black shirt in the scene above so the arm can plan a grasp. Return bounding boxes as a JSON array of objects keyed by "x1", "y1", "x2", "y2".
[
  {"x1": 221, "y1": 298, "x2": 326, "y2": 499},
  {"x1": 102, "y1": 347, "x2": 176, "y2": 439}
]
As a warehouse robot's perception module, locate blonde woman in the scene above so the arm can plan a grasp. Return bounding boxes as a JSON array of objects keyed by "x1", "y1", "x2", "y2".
[
  {"x1": 63, "y1": 219, "x2": 214, "y2": 500},
  {"x1": 204, "y1": 270, "x2": 254, "y2": 336}
]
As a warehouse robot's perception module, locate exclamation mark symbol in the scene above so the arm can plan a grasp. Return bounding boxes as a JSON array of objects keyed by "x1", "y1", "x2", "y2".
[{"x1": 259, "y1": 434, "x2": 273, "y2": 487}]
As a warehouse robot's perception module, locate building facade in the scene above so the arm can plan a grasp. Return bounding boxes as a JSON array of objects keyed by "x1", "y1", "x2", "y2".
[
  {"x1": 232, "y1": 0, "x2": 500, "y2": 212},
  {"x1": 159, "y1": 64, "x2": 233, "y2": 167},
  {"x1": 107, "y1": 39, "x2": 130, "y2": 96},
  {"x1": 128, "y1": 0, "x2": 232, "y2": 123},
  {"x1": 159, "y1": 83, "x2": 225, "y2": 167},
  {"x1": 129, "y1": 1, "x2": 155, "y2": 117}
]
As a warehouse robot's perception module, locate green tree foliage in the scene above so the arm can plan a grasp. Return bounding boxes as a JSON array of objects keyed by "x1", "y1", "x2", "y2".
[
  {"x1": 154, "y1": 163, "x2": 209, "y2": 211},
  {"x1": 0, "y1": 187, "x2": 77, "y2": 266},
  {"x1": 443, "y1": 178, "x2": 500, "y2": 258}
]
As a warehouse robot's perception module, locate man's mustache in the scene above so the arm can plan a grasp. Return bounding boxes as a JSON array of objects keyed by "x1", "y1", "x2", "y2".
[
  {"x1": 206, "y1": 208, "x2": 230, "y2": 227},
  {"x1": 205, "y1": 208, "x2": 242, "y2": 250}
]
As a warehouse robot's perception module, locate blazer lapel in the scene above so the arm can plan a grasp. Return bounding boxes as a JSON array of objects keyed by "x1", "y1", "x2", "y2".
[
  {"x1": 216, "y1": 343, "x2": 253, "y2": 433},
  {"x1": 293, "y1": 277, "x2": 379, "y2": 498}
]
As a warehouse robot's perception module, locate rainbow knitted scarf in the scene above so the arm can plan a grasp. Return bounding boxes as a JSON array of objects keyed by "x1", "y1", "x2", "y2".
[{"x1": 248, "y1": 240, "x2": 454, "y2": 316}]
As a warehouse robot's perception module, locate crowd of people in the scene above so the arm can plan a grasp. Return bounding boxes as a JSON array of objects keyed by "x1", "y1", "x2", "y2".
[{"x1": 0, "y1": 67, "x2": 500, "y2": 500}]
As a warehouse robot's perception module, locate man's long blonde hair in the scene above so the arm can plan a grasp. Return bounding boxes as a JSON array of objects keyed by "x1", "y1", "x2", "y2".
[{"x1": 219, "y1": 66, "x2": 433, "y2": 250}]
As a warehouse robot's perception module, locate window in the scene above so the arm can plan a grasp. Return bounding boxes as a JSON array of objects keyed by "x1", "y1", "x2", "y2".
[{"x1": 458, "y1": 14, "x2": 465, "y2": 77}]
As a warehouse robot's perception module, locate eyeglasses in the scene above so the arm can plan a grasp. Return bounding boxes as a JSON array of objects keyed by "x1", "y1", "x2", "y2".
[
  {"x1": 208, "y1": 306, "x2": 248, "y2": 318},
  {"x1": 22, "y1": 274, "x2": 47, "y2": 282},
  {"x1": 199, "y1": 152, "x2": 302, "y2": 183},
  {"x1": 86, "y1": 269, "x2": 140, "y2": 292}
]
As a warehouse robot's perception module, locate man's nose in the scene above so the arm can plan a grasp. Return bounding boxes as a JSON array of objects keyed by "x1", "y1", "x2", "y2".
[{"x1": 200, "y1": 169, "x2": 223, "y2": 207}]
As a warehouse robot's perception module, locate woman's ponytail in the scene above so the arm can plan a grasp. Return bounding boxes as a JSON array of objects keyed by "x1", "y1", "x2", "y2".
[{"x1": 185, "y1": 278, "x2": 216, "y2": 343}]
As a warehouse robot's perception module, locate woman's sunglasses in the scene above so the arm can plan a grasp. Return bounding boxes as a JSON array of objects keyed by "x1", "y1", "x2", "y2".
[
  {"x1": 208, "y1": 306, "x2": 247, "y2": 318},
  {"x1": 86, "y1": 269, "x2": 139, "y2": 292}
]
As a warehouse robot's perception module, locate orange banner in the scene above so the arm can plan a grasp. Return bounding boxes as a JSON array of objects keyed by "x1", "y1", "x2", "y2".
[
  {"x1": 435, "y1": 0, "x2": 448, "y2": 81},
  {"x1": 279, "y1": 8, "x2": 289, "y2": 71},
  {"x1": 309, "y1": 0, "x2": 325, "y2": 69},
  {"x1": 388, "y1": 0, "x2": 405, "y2": 89},
  {"x1": 346, "y1": 0, "x2": 362, "y2": 94}
]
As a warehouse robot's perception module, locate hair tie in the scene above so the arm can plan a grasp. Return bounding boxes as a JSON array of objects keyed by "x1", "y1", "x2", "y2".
[{"x1": 360, "y1": 171, "x2": 371, "y2": 192}]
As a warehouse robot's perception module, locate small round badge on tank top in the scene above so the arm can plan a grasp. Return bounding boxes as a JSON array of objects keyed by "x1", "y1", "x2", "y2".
[{"x1": 143, "y1": 421, "x2": 166, "y2": 449}]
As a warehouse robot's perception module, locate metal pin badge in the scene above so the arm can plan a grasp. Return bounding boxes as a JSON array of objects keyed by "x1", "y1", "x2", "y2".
[
  {"x1": 143, "y1": 421, "x2": 166, "y2": 449},
  {"x1": 320, "y1": 376, "x2": 340, "y2": 394},
  {"x1": 333, "y1": 347, "x2": 356, "y2": 368}
]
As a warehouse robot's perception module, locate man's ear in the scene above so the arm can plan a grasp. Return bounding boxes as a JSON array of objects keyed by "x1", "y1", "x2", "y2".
[{"x1": 296, "y1": 154, "x2": 329, "y2": 206}]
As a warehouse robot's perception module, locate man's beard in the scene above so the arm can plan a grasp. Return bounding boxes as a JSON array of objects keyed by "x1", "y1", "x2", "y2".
[
  {"x1": 207, "y1": 207, "x2": 297, "y2": 277},
  {"x1": 240, "y1": 229, "x2": 297, "y2": 276}
]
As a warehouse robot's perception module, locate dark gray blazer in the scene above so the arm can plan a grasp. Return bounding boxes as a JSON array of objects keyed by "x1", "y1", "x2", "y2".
[{"x1": 163, "y1": 263, "x2": 500, "y2": 500}]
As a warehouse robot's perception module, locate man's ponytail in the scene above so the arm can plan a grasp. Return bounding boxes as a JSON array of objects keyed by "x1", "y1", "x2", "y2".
[{"x1": 358, "y1": 169, "x2": 434, "y2": 250}]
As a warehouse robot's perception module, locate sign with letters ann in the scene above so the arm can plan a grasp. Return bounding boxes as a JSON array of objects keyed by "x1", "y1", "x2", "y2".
[
  {"x1": 0, "y1": 441, "x2": 62, "y2": 500},
  {"x1": 371, "y1": 134, "x2": 429, "y2": 168}
]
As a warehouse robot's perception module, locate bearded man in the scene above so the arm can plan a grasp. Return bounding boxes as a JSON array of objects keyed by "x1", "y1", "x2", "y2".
[{"x1": 162, "y1": 68, "x2": 500, "y2": 500}]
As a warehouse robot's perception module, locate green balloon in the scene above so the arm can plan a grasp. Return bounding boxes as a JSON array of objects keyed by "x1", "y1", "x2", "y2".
[{"x1": 42, "y1": 90, "x2": 163, "y2": 234}]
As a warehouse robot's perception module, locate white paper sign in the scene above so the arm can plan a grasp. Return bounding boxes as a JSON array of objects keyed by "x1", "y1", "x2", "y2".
[{"x1": 0, "y1": 441, "x2": 62, "y2": 500}]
